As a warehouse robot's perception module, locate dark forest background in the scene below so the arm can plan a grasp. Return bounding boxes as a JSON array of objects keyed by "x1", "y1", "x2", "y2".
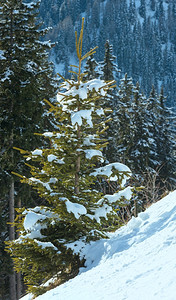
[{"x1": 39, "y1": 0, "x2": 176, "y2": 107}]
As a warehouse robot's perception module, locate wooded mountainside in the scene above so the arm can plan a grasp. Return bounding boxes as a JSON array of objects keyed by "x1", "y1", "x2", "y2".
[
  {"x1": 39, "y1": 0, "x2": 176, "y2": 107},
  {"x1": 0, "y1": 1, "x2": 175, "y2": 300}
]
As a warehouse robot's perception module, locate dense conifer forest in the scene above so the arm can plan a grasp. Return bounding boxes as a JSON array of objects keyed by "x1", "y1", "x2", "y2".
[
  {"x1": 39, "y1": 0, "x2": 176, "y2": 107},
  {"x1": 0, "y1": 1, "x2": 175, "y2": 299}
]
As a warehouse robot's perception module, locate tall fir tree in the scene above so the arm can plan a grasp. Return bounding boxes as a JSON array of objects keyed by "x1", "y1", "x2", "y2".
[
  {"x1": 6, "y1": 18, "x2": 134, "y2": 297},
  {"x1": 0, "y1": 1, "x2": 56, "y2": 299},
  {"x1": 146, "y1": 85, "x2": 160, "y2": 171},
  {"x1": 100, "y1": 41, "x2": 119, "y2": 163},
  {"x1": 101, "y1": 40, "x2": 118, "y2": 82},
  {"x1": 110, "y1": 74, "x2": 134, "y2": 165},
  {"x1": 155, "y1": 87, "x2": 176, "y2": 186},
  {"x1": 128, "y1": 82, "x2": 150, "y2": 174}
]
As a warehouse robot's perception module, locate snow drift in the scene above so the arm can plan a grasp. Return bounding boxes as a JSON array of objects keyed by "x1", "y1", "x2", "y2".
[{"x1": 21, "y1": 190, "x2": 176, "y2": 300}]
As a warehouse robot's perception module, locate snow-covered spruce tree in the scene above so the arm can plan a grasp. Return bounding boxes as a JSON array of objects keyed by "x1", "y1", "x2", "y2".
[
  {"x1": 100, "y1": 40, "x2": 119, "y2": 109},
  {"x1": 154, "y1": 87, "x2": 176, "y2": 186},
  {"x1": 144, "y1": 84, "x2": 175, "y2": 179},
  {"x1": 7, "y1": 18, "x2": 133, "y2": 297},
  {"x1": 0, "y1": 0, "x2": 56, "y2": 185},
  {"x1": 110, "y1": 75, "x2": 155, "y2": 175},
  {"x1": 124, "y1": 83, "x2": 152, "y2": 214},
  {"x1": 132, "y1": 86, "x2": 176, "y2": 209},
  {"x1": 100, "y1": 41, "x2": 120, "y2": 165},
  {"x1": 127, "y1": 82, "x2": 151, "y2": 174},
  {"x1": 101, "y1": 40, "x2": 118, "y2": 82},
  {"x1": 105, "y1": 77, "x2": 151, "y2": 213},
  {"x1": 83, "y1": 54, "x2": 101, "y2": 81},
  {"x1": 145, "y1": 85, "x2": 159, "y2": 171},
  {"x1": 110, "y1": 73, "x2": 135, "y2": 165},
  {"x1": 0, "y1": 0, "x2": 56, "y2": 298}
]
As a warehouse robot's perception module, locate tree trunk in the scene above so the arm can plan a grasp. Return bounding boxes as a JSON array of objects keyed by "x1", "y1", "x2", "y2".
[
  {"x1": 9, "y1": 178, "x2": 15, "y2": 241},
  {"x1": 75, "y1": 155, "x2": 81, "y2": 194},
  {"x1": 16, "y1": 198, "x2": 22, "y2": 300},
  {"x1": 9, "y1": 178, "x2": 17, "y2": 300},
  {"x1": 16, "y1": 272, "x2": 21, "y2": 300},
  {"x1": 9, "y1": 273, "x2": 16, "y2": 300},
  {"x1": 75, "y1": 125, "x2": 81, "y2": 194}
]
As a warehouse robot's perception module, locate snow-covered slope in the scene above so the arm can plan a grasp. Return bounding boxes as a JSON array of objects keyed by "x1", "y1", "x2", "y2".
[{"x1": 21, "y1": 190, "x2": 176, "y2": 300}]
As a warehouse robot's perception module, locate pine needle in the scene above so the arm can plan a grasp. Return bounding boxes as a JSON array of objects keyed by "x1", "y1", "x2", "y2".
[
  {"x1": 68, "y1": 70, "x2": 78, "y2": 75},
  {"x1": 70, "y1": 65, "x2": 79, "y2": 68},
  {"x1": 11, "y1": 171, "x2": 26, "y2": 179}
]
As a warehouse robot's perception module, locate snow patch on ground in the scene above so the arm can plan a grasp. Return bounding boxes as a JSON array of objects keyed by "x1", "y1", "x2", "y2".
[{"x1": 21, "y1": 190, "x2": 176, "y2": 300}]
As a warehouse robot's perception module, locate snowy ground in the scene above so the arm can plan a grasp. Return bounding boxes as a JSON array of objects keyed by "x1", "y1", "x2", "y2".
[{"x1": 21, "y1": 190, "x2": 176, "y2": 300}]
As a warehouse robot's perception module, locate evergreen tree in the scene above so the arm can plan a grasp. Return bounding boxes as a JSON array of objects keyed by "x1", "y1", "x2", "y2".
[
  {"x1": 146, "y1": 85, "x2": 159, "y2": 171},
  {"x1": 107, "y1": 74, "x2": 175, "y2": 195},
  {"x1": 0, "y1": 1, "x2": 56, "y2": 298},
  {"x1": 109, "y1": 75, "x2": 152, "y2": 175},
  {"x1": 139, "y1": 0, "x2": 146, "y2": 18},
  {"x1": 101, "y1": 40, "x2": 118, "y2": 82},
  {"x1": 84, "y1": 54, "x2": 100, "y2": 81},
  {"x1": 129, "y1": 82, "x2": 150, "y2": 174},
  {"x1": 155, "y1": 87, "x2": 176, "y2": 185},
  {"x1": 100, "y1": 40, "x2": 119, "y2": 164},
  {"x1": 110, "y1": 74, "x2": 134, "y2": 165},
  {"x1": 6, "y1": 19, "x2": 134, "y2": 297}
]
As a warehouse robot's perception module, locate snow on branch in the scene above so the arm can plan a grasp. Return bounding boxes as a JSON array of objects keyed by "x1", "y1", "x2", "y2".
[
  {"x1": 90, "y1": 162, "x2": 132, "y2": 186},
  {"x1": 65, "y1": 199, "x2": 87, "y2": 219}
]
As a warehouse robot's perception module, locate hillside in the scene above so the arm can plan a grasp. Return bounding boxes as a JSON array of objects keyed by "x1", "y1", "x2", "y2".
[
  {"x1": 0, "y1": 1, "x2": 175, "y2": 299},
  {"x1": 39, "y1": 0, "x2": 176, "y2": 106},
  {"x1": 21, "y1": 190, "x2": 176, "y2": 300}
]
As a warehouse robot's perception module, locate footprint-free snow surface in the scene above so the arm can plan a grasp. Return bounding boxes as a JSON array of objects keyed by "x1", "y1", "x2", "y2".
[{"x1": 21, "y1": 191, "x2": 176, "y2": 300}]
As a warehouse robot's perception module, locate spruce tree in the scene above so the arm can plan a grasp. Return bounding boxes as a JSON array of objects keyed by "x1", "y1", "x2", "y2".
[
  {"x1": 111, "y1": 74, "x2": 134, "y2": 165},
  {"x1": 84, "y1": 54, "x2": 100, "y2": 81},
  {"x1": 129, "y1": 82, "x2": 150, "y2": 174},
  {"x1": 0, "y1": 1, "x2": 56, "y2": 298},
  {"x1": 100, "y1": 41, "x2": 119, "y2": 163},
  {"x1": 101, "y1": 40, "x2": 118, "y2": 82},
  {"x1": 6, "y1": 18, "x2": 134, "y2": 297},
  {"x1": 146, "y1": 85, "x2": 159, "y2": 171},
  {"x1": 155, "y1": 87, "x2": 176, "y2": 186},
  {"x1": 139, "y1": 0, "x2": 146, "y2": 19}
]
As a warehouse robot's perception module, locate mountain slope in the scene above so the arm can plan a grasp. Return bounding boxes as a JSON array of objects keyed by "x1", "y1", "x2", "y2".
[
  {"x1": 21, "y1": 190, "x2": 176, "y2": 300},
  {"x1": 39, "y1": 0, "x2": 176, "y2": 106}
]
